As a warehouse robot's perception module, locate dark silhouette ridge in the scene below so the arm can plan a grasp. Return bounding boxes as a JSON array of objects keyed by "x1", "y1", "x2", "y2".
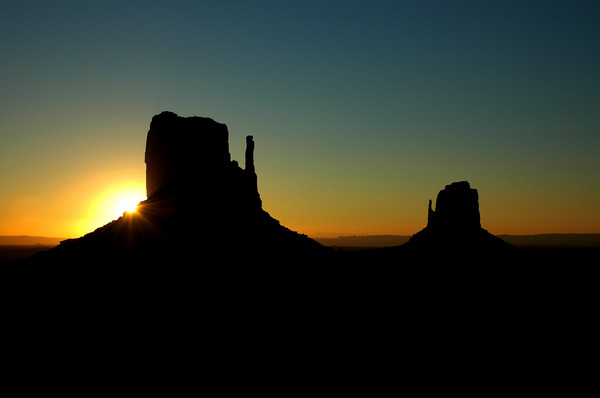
[
  {"x1": 403, "y1": 181, "x2": 513, "y2": 259},
  {"x1": 26, "y1": 112, "x2": 329, "y2": 265},
  {"x1": 14, "y1": 114, "x2": 523, "y2": 268},
  {"x1": 7, "y1": 117, "x2": 593, "y2": 370}
]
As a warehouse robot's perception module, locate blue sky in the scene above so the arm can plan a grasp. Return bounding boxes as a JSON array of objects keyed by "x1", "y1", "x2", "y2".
[{"x1": 1, "y1": 0, "x2": 599, "y2": 237}]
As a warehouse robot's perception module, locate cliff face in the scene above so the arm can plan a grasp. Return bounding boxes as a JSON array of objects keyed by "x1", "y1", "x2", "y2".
[
  {"x1": 31, "y1": 112, "x2": 327, "y2": 264},
  {"x1": 427, "y1": 181, "x2": 481, "y2": 231},
  {"x1": 145, "y1": 112, "x2": 231, "y2": 200},
  {"x1": 144, "y1": 111, "x2": 261, "y2": 211}
]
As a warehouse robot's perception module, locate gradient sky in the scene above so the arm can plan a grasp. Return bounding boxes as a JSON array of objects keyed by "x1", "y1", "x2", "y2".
[{"x1": 1, "y1": 0, "x2": 599, "y2": 238}]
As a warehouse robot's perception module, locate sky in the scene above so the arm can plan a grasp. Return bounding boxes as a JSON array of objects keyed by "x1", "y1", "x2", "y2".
[{"x1": 1, "y1": 0, "x2": 599, "y2": 238}]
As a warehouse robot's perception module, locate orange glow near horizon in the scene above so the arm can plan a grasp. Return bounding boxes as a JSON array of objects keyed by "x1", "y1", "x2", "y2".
[
  {"x1": 82, "y1": 183, "x2": 146, "y2": 234},
  {"x1": 1, "y1": 167, "x2": 599, "y2": 240},
  {"x1": 0, "y1": 169, "x2": 147, "y2": 239}
]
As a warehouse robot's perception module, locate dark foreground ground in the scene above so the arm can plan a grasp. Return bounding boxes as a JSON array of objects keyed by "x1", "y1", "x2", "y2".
[
  {"x1": 1, "y1": 242, "x2": 598, "y2": 264},
  {"x1": 2, "y1": 241, "x2": 596, "y2": 390}
]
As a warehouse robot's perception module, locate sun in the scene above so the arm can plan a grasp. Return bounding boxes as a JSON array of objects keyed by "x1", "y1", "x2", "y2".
[
  {"x1": 74, "y1": 175, "x2": 147, "y2": 236},
  {"x1": 90, "y1": 184, "x2": 146, "y2": 225},
  {"x1": 118, "y1": 196, "x2": 140, "y2": 214}
]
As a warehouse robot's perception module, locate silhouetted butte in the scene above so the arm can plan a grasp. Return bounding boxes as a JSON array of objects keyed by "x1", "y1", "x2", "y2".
[
  {"x1": 29, "y1": 111, "x2": 328, "y2": 264},
  {"x1": 403, "y1": 181, "x2": 513, "y2": 259}
]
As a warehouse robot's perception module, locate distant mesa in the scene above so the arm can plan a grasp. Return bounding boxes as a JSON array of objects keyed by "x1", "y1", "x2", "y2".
[
  {"x1": 28, "y1": 111, "x2": 328, "y2": 263},
  {"x1": 404, "y1": 181, "x2": 513, "y2": 256}
]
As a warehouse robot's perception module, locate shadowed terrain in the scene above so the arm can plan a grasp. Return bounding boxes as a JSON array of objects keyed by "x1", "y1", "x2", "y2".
[{"x1": 3, "y1": 115, "x2": 595, "y2": 373}]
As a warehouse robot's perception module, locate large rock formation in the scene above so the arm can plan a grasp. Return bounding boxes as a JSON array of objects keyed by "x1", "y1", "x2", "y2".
[
  {"x1": 427, "y1": 181, "x2": 480, "y2": 232},
  {"x1": 29, "y1": 112, "x2": 328, "y2": 264},
  {"x1": 144, "y1": 112, "x2": 262, "y2": 211},
  {"x1": 404, "y1": 181, "x2": 512, "y2": 258},
  {"x1": 145, "y1": 113, "x2": 232, "y2": 200}
]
